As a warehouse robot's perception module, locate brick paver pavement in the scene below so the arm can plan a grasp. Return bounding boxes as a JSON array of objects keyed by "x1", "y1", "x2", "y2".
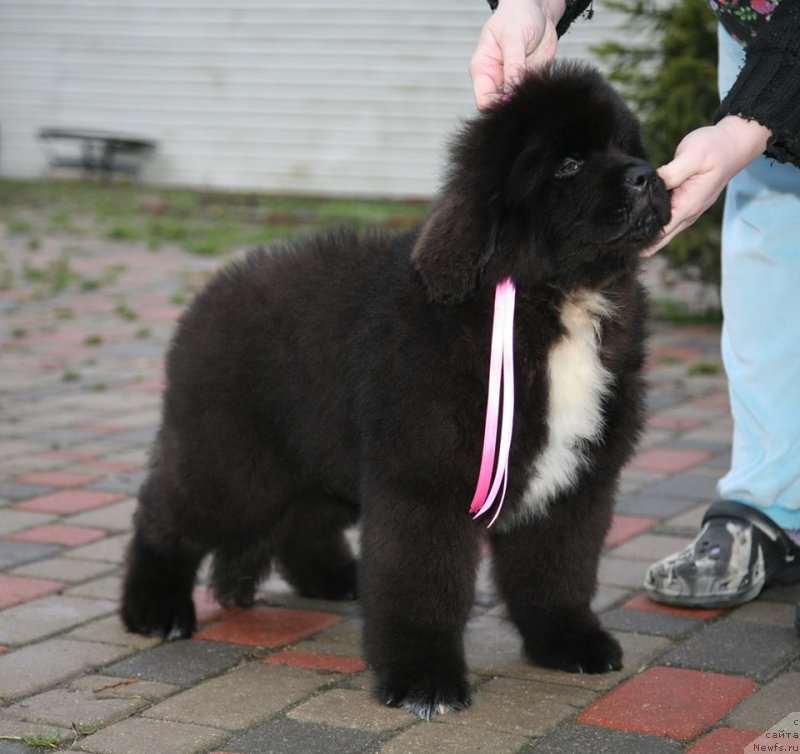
[{"x1": 1, "y1": 226, "x2": 798, "y2": 753}]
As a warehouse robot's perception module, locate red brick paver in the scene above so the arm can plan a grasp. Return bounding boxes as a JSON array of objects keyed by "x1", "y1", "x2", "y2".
[
  {"x1": 604, "y1": 514, "x2": 659, "y2": 549},
  {"x1": 194, "y1": 606, "x2": 341, "y2": 648},
  {"x1": 578, "y1": 666, "x2": 758, "y2": 739},
  {"x1": 39, "y1": 451, "x2": 141, "y2": 473},
  {"x1": 15, "y1": 471, "x2": 103, "y2": 488},
  {"x1": 9, "y1": 524, "x2": 107, "y2": 546},
  {"x1": 647, "y1": 415, "x2": 706, "y2": 431},
  {"x1": 1, "y1": 212, "x2": 785, "y2": 752},
  {"x1": 264, "y1": 649, "x2": 367, "y2": 674},
  {"x1": 0, "y1": 573, "x2": 65, "y2": 608},
  {"x1": 622, "y1": 593, "x2": 725, "y2": 621},
  {"x1": 15, "y1": 489, "x2": 125, "y2": 514}
]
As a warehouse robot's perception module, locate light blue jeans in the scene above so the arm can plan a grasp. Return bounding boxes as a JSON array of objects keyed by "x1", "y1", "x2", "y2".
[{"x1": 716, "y1": 26, "x2": 800, "y2": 530}]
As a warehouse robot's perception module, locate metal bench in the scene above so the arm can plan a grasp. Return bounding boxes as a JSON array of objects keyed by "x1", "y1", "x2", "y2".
[{"x1": 38, "y1": 128, "x2": 157, "y2": 179}]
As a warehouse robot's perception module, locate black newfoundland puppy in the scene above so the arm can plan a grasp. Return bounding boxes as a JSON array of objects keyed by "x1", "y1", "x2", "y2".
[{"x1": 122, "y1": 62, "x2": 670, "y2": 719}]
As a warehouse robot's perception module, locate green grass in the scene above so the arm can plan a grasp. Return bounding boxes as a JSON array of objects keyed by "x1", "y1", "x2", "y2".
[
  {"x1": 0, "y1": 178, "x2": 428, "y2": 258},
  {"x1": 688, "y1": 361, "x2": 722, "y2": 376},
  {"x1": 651, "y1": 298, "x2": 722, "y2": 325},
  {"x1": 114, "y1": 299, "x2": 139, "y2": 321}
]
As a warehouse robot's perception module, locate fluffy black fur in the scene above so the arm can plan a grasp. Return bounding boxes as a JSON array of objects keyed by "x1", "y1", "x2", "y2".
[{"x1": 121, "y1": 62, "x2": 671, "y2": 718}]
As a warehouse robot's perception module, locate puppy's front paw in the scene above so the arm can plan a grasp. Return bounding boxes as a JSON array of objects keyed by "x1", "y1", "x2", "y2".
[
  {"x1": 121, "y1": 589, "x2": 196, "y2": 640},
  {"x1": 527, "y1": 627, "x2": 622, "y2": 675},
  {"x1": 376, "y1": 665, "x2": 471, "y2": 720}
]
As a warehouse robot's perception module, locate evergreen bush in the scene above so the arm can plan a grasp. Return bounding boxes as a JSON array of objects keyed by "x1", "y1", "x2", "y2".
[{"x1": 593, "y1": 0, "x2": 722, "y2": 290}]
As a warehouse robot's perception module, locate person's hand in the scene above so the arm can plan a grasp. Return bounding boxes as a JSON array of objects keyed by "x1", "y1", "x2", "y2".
[
  {"x1": 643, "y1": 115, "x2": 772, "y2": 256},
  {"x1": 470, "y1": 0, "x2": 566, "y2": 111}
]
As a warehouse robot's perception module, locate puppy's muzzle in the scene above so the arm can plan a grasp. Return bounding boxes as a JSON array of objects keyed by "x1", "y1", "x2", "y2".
[{"x1": 625, "y1": 161, "x2": 672, "y2": 231}]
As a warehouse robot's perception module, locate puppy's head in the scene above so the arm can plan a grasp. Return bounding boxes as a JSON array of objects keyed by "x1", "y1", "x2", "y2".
[{"x1": 412, "y1": 62, "x2": 671, "y2": 303}]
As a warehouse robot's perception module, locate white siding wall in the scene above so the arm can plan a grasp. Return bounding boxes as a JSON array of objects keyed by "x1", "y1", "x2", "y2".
[{"x1": 0, "y1": 0, "x2": 625, "y2": 198}]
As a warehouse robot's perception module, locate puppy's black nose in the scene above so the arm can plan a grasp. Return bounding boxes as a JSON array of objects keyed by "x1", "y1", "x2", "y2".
[{"x1": 624, "y1": 163, "x2": 657, "y2": 193}]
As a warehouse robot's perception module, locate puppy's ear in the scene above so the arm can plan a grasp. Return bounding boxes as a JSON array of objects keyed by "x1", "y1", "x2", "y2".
[{"x1": 411, "y1": 192, "x2": 497, "y2": 304}]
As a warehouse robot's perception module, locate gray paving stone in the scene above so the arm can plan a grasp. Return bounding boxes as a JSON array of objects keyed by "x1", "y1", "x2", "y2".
[
  {"x1": 618, "y1": 469, "x2": 665, "y2": 496},
  {"x1": 0, "y1": 509, "x2": 56, "y2": 536},
  {"x1": 67, "y1": 575, "x2": 121, "y2": 600},
  {"x1": 380, "y1": 722, "x2": 528, "y2": 754},
  {"x1": 291, "y1": 617, "x2": 364, "y2": 658},
  {"x1": 600, "y1": 607, "x2": 700, "y2": 638},
  {"x1": 760, "y1": 581, "x2": 800, "y2": 604},
  {"x1": 0, "y1": 688, "x2": 147, "y2": 728},
  {"x1": 703, "y1": 450, "x2": 732, "y2": 470},
  {"x1": 78, "y1": 716, "x2": 228, "y2": 754},
  {"x1": 224, "y1": 718, "x2": 377, "y2": 754},
  {"x1": 597, "y1": 556, "x2": 649, "y2": 589},
  {"x1": 70, "y1": 674, "x2": 178, "y2": 702},
  {"x1": 638, "y1": 472, "x2": 720, "y2": 501},
  {"x1": 0, "y1": 483, "x2": 54, "y2": 501},
  {"x1": 660, "y1": 503, "x2": 707, "y2": 535},
  {"x1": 661, "y1": 620, "x2": 800, "y2": 682},
  {"x1": 680, "y1": 420, "x2": 735, "y2": 445},
  {"x1": 464, "y1": 613, "x2": 671, "y2": 691},
  {"x1": 88, "y1": 429, "x2": 156, "y2": 451},
  {"x1": 726, "y1": 672, "x2": 800, "y2": 730},
  {"x1": 0, "y1": 721, "x2": 68, "y2": 752},
  {"x1": 0, "y1": 434, "x2": 42, "y2": 458},
  {"x1": 86, "y1": 469, "x2": 147, "y2": 495},
  {"x1": 614, "y1": 492, "x2": 701, "y2": 519},
  {"x1": 610, "y1": 534, "x2": 691, "y2": 561},
  {"x1": 0, "y1": 595, "x2": 116, "y2": 645},
  {"x1": 66, "y1": 615, "x2": 162, "y2": 649},
  {"x1": 0, "y1": 540, "x2": 62, "y2": 569},
  {"x1": 729, "y1": 599, "x2": 797, "y2": 627},
  {"x1": 103, "y1": 449, "x2": 148, "y2": 467},
  {"x1": 669, "y1": 439, "x2": 729, "y2": 454},
  {"x1": 287, "y1": 689, "x2": 415, "y2": 732},
  {"x1": 646, "y1": 392, "x2": 680, "y2": 414},
  {"x1": 104, "y1": 639, "x2": 249, "y2": 686},
  {"x1": 36, "y1": 428, "x2": 99, "y2": 448},
  {"x1": 143, "y1": 663, "x2": 328, "y2": 729},
  {"x1": 591, "y1": 585, "x2": 630, "y2": 614},
  {"x1": 64, "y1": 533, "x2": 130, "y2": 564},
  {"x1": 0, "y1": 740, "x2": 32, "y2": 754},
  {"x1": 438, "y1": 681, "x2": 578, "y2": 737},
  {"x1": 10, "y1": 556, "x2": 115, "y2": 583},
  {"x1": 526, "y1": 723, "x2": 683, "y2": 753},
  {"x1": 65, "y1": 498, "x2": 136, "y2": 531},
  {"x1": 0, "y1": 639, "x2": 130, "y2": 700}
]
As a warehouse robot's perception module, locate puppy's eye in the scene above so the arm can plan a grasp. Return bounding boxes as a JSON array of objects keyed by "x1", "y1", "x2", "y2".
[{"x1": 555, "y1": 157, "x2": 584, "y2": 178}]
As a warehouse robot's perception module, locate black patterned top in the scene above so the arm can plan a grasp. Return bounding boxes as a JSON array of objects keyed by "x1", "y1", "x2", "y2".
[
  {"x1": 709, "y1": 0, "x2": 782, "y2": 46},
  {"x1": 482, "y1": 0, "x2": 800, "y2": 167}
]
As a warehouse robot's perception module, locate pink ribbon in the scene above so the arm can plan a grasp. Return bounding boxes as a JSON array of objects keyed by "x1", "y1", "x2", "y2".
[{"x1": 469, "y1": 277, "x2": 516, "y2": 527}]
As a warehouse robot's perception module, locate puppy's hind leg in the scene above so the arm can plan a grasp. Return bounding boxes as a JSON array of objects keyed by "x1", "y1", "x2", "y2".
[
  {"x1": 210, "y1": 539, "x2": 273, "y2": 608},
  {"x1": 491, "y1": 487, "x2": 621, "y2": 674},
  {"x1": 274, "y1": 491, "x2": 359, "y2": 601},
  {"x1": 121, "y1": 473, "x2": 207, "y2": 640}
]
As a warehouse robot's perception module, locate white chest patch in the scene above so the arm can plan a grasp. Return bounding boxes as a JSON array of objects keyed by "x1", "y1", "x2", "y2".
[{"x1": 513, "y1": 291, "x2": 614, "y2": 524}]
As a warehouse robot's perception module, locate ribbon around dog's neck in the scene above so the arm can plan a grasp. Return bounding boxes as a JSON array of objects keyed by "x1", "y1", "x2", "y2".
[{"x1": 469, "y1": 277, "x2": 516, "y2": 527}]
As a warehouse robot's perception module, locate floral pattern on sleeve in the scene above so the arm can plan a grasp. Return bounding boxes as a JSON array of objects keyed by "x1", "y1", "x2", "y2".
[{"x1": 708, "y1": 0, "x2": 781, "y2": 45}]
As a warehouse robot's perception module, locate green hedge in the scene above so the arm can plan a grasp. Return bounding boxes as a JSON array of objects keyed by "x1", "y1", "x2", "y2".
[{"x1": 594, "y1": 0, "x2": 722, "y2": 290}]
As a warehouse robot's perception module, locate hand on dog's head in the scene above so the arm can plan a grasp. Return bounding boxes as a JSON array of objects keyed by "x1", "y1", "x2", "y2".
[{"x1": 412, "y1": 62, "x2": 671, "y2": 304}]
